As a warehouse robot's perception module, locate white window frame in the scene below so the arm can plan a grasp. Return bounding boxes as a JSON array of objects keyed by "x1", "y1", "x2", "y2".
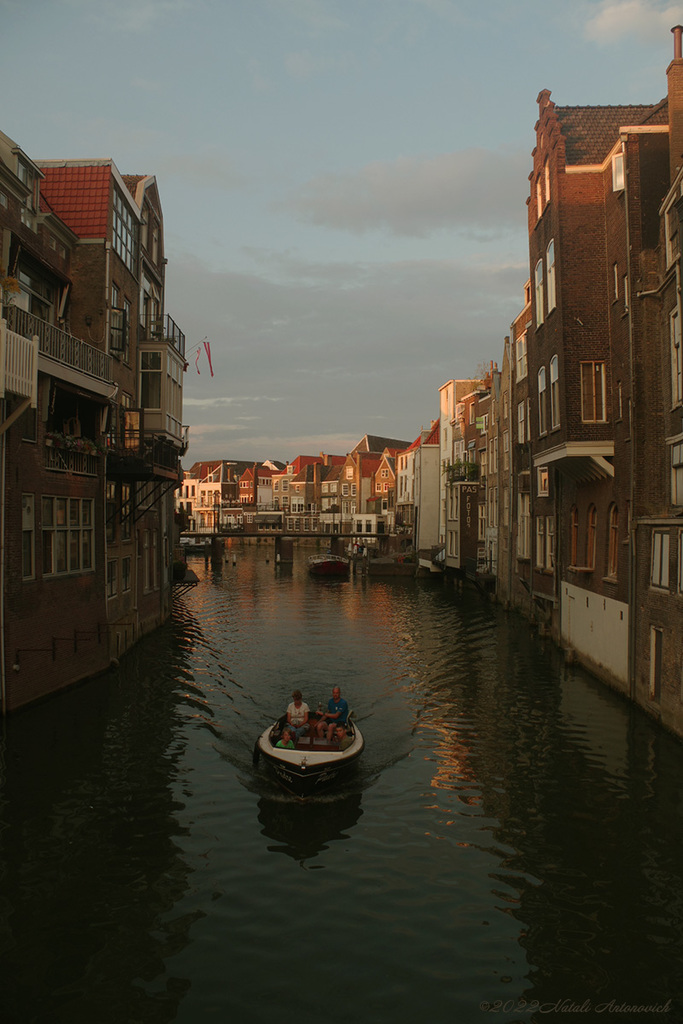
[
  {"x1": 671, "y1": 308, "x2": 682, "y2": 406},
  {"x1": 580, "y1": 361, "x2": 606, "y2": 423},
  {"x1": 516, "y1": 331, "x2": 528, "y2": 380},
  {"x1": 651, "y1": 530, "x2": 670, "y2": 589},
  {"x1": 535, "y1": 259, "x2": 544, "y2": 327},
  {"x1": 550, "y1": 354, "x2": 560, "y2": 429},
  {"x1": 612, "y1": 152, "x2": 625, "y2": 192},
  {"x1": 538, "y1": 366, "x2": 548, "y2": 436},
  {"x1": 672, "y1": 441, "x2": 683, "y2": 506},
  {"x1": 546, "y1": 239, "x2": 556, "y2": 311}
]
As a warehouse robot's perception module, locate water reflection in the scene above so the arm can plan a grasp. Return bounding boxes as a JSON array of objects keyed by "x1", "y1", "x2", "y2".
[
  {"x1": 257, "y1": 792, "x2": 364, "y2": 865},
  {"x1": 4, "y1": 550, "x2": 683, "y2": 1023}
]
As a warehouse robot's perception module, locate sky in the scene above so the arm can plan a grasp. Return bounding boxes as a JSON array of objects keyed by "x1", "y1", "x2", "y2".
[{"x1": 2, "y1": 0, "x2": 681, "y2": 463}]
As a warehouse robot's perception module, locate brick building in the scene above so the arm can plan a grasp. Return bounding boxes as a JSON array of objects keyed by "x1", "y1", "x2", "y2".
[
  {"x1": 498, "y1": 27, "x2": 683, "y2": 734},
  {"x1": 1, "y1": 130, "x2": 186, "y2": 710}
]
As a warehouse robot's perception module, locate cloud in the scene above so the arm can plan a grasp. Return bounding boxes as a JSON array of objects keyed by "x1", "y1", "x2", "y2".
[
  {"x1": 585, "y1": 0, "x2": 681, "y2": 44},
  {"x1": 64, "y1": 0, "x2": 198, "y2": 33},
  {"x1": 284, "y1": 48, "x2": 351, "y2": 80},
  {"x1": 183, "y1": 396, "x2": 285, "y2": 408},
  {"x1": 279, "y1": 147, "x2": 530, "y2": 237},
  {"x1": 167, "y1": 248, "x2": 527, "y2": 462},
  {"x1": 156, "y1": 150, "x2": 246, "y2": 190}
]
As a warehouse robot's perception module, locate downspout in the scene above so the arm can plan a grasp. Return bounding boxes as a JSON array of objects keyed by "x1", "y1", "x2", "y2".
[{"x1": 623, "y1": 135, "x2": 637, "y2": 702}]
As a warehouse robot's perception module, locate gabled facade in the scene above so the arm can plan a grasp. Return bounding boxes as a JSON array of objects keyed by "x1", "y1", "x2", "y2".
[{"x1": 1, "y1": 133, "x2": 186, "y2": 710}]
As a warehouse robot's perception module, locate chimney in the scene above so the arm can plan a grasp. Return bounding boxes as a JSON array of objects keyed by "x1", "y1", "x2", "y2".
[{"x1": 668, "y1": 26, "x2": 683, "y2": 181}]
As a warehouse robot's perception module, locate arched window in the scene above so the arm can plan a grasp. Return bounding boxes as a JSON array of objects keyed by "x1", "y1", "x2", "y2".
[
  {"x1": 550, "y1": 355, "x2": 560, "y2": 429},
  {"x1": 536, "y1": 177, "x2": 543, "y2": 218},
  {"x1": 587, "y1": 504, "x2": 597, "y2": 569},
  {"x1": 570, "y1": 506, "x2": 578, "y2": 565},
  {"x1": 535, "y1": 260, "x2": 544, "y2": 327},
  {"x1": 538, "y1": 366, "x2": 548, "y2": 435},
  {"x1": 547, "y1": 239, "x2": 556, "y2": 311},
  {"x1": 608, "y1": 505, "x2": 619, "y2": 576},
  {"x1": 544, "y1": 159, "x2": 551, "y2": 205}
]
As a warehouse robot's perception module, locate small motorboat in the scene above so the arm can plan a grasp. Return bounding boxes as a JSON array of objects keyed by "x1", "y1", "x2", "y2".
[
  {"x1": 253, "y1": 713, "x2": 364, "y2": 799},
  {"x1": 308, "y1": 554, "x2": 350, "y2": 577}
]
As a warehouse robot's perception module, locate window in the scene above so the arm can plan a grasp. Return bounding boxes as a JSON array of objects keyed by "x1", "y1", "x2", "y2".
[
  {"x1": 535, "y1": 516, "x2": 545, "y2": 568},
  {"x1": 503, "y1": 430, "x2": 509, "y2": 471},
  {"x1": 107, "y1": 560, "x2": 117, "y2": 598},
  {"x1": 535, "y1": 260, "x2": 544, "y2": 327},
  {"x1": 346, "y1": 467, "x2": 353, "y2": 479},
  {"x1": 672, "y1": 442, "x2": 683, "y2": 505},
  {"x1": 22, "y1": 493, "x2": 35, "y2": 579},
  {"x1": 651, "y1": 531, "x2": 670, "y2": 588},
  {"x1": 666, "y1": 200, "x2": 680, "y2": 266},
  {"x1": 671, "y1": 309, "x2": 682, "y2": 406},
  {"x1": 580, "y1": 362, "x2": 606, "y2": 422},
  {"x1": 587, "y1": 504, "x2": 597, "y2": 569},
  {"x1": 42, "y1": 497, "x2": 94, "y2": 576},
  {"x1": 612, "y1": 151, "x2": 624, "y2": 191},
  {"x1": 537, "y1": 466, "x2": 549, "y2": 496},
  {"x1": 613, "y1": 263, "x2": 619, "y2": 300},
  {"x1": 121, "y1": 484, "x2": 132, "y2": 541},
  {"x1": 536, "y1": 177, "x2": 543, "y2": 218},
  {"x1": 623, "y1": 274, "x2": 629, "y2": 312},
  {"x1": 546, "y1": 240, "x2": 556, "y2": 311},
  {"x1": 570, "y1": 506, "x2": 578, "y2": 565},
  {"x1": 517, "y1": 401, "x2": 526, "y2": 444},
  {"x1": 122, "y1": 556, "x2": 131, "y2": 593},
  {"x1": 140, "y1": 351, "x2": 162, "y2": 409},
  {"x1": 488, "y1": 486, "x2": 498, "y2": 527},
  {"x1": 478, "y1": 505, "x2": 486, "y2": 541},
  {"x1": 550, "y1": 355, "x2": 560, "y2": 429},
  {"x1": 608, "y1": 505, "x2": 619, "y2": 577},
  {"x1": 518, "y1": 493, "x2": 531, "y2": 558},
  {"x1": 544, "y1": 159, "x2": 550, "y2": 206},
  {"x1": 113, "y1": 187, "x2": 137, "y2": 271},
  {"x1": 538, "y1": 366, "x2": 548, "y2": 435},
  {"x1": 516, "y1": 332, "x2": 528, "y2": 380}
]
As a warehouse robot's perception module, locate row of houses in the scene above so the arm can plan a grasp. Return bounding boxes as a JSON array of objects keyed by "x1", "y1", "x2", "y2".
[
  {"x1": 0, "y1": 127, "x2": 187, "y2": 712},
  {"x1": 178, "y1": 436, "x2": 411, "y2": 537},
  {"x1": 182, "y1": 30, "x2": 683, "y2": 740}
]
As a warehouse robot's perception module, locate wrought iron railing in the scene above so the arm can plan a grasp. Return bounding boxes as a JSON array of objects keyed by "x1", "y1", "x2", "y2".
[
  {"x1": 4, "y1": 305, "x2": 113, "y2": 384},
  {"x1": 44, "y1": 444, "x2": 100, "y2": 476},
  {"x1": 139, "y1": 313, "x2": 186, "y2": 357}
]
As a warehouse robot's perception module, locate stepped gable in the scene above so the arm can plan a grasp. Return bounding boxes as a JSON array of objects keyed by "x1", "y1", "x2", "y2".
[
  {"x1": 555, "y1": 100, "x2": 668, "y2": 164},
  {"x1": 37, "y1": 162, "x2": 112, "y2": 238}
]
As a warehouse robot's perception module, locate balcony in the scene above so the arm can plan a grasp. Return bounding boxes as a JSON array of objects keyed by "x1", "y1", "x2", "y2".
[
  {"x1": 139, "y1": 313, "x2": 185, "y2": 358},
  {"x1": 1, "y1": 316, "x2": 38, "y2": 404},
  {"x1": 445, "y1": 460, "x2": 479, "y2": 483},
  {"x1": 107, "y1": 418, "x2": 182, "y2": 482},
  {"x1": 4, "y1": 305, "x2": 113, "y2": 386}
]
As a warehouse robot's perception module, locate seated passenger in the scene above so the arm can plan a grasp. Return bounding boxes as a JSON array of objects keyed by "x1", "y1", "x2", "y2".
[
  {"x1": 315, "y1": 686, "x2": 349, "y2": 742},
  {"x1": 276, "y1": 727, "x2": 295, "y2": 749},
  {"x1": 286, "y1": 689, "x2": 310, "y2": 742},
  {"x1": 333, "y1": 724, "x2": 353, "y2": 751}
]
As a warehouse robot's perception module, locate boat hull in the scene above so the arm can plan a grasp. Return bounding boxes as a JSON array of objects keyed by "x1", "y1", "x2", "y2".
[
  {"x1": 308, "y1": 556, "x2": 350, "y2": 577},
  {"x1": 256, "y1": 721, "x2": 364, "y2": 799}
]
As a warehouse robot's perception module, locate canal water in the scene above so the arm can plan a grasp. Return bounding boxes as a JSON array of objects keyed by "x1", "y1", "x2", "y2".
[{"x1": 1, "y1": 544, "x2": 683, "y2": 1024}]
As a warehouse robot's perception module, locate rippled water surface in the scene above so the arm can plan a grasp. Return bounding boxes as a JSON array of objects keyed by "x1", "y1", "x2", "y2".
[{"x1": 2, "y1": 545, "x2": 683, "y2": 1024}]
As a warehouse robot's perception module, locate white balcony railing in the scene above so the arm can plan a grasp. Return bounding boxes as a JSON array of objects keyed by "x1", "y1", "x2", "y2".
[{"x1": 0, "y1": 318, "x2": 39, "y2": 405}]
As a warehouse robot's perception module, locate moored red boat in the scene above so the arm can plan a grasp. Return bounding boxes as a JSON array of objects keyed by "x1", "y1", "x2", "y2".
[{"x1": 308, "y1": 554, "x2": 350, "y2": 577}]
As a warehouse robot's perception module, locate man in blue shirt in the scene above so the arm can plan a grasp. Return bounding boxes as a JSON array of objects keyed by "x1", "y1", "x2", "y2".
[{"x1": 316, "y1": 686, "x2": 349, "y2": 742}]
